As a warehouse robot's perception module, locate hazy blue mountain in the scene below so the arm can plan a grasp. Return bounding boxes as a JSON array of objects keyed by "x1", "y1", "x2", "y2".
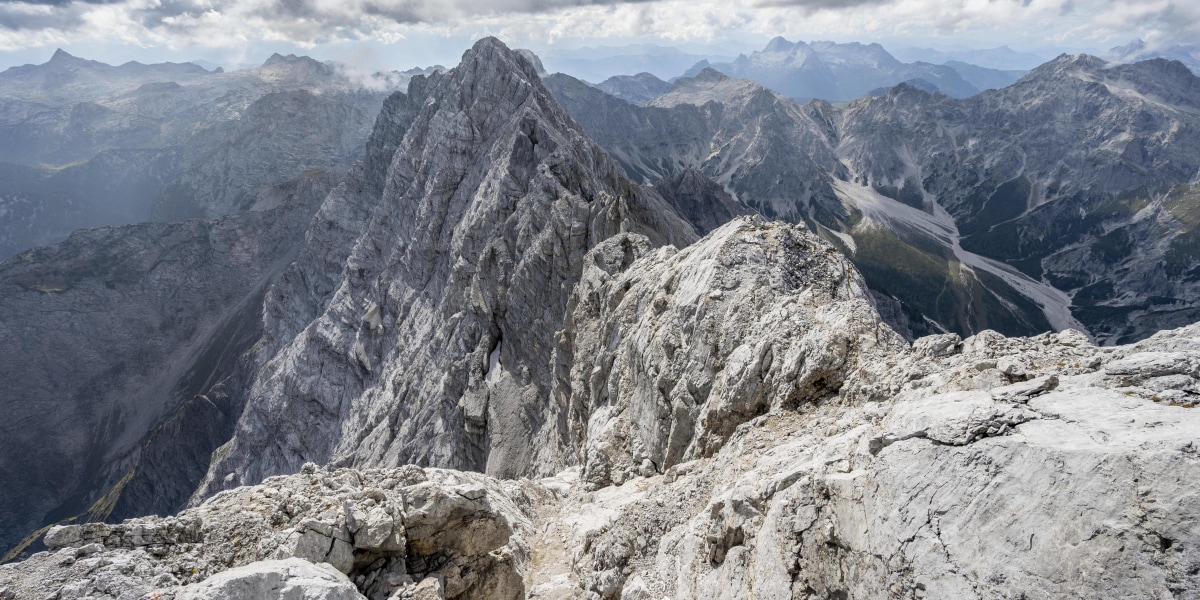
[
  {"x1": 682, "y1": 38, "x2": 990, "y2": 101},
  {"x1": 943, "y1": 60, "x2": 1026, "y2": 90},
  {"x1": 892, "y1": 45, "x2": 1048, "y2": 70},
  {"x1": 595, "y1": 72, "x2": 674, "y2": 103},
  {"x1": 0, "y1": 51, "x2": 407, "y2": 257},
  {"x1": 867, "y1": 78, "x2": 941, "y2": 96},
  {"x1": 538, "y1": 44, "x2": 735, "y2": 83},
  {"x1": 1109, "y1": 39, "x2": 1200, "y2": 74}
]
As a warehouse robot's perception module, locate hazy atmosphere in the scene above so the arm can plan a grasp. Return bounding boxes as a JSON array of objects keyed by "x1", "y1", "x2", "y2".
[
  {"x1": 3, "y1": 0, "x2": 1200, "y2": 596},
  {"x1": 0, "y1": 0, "x2": 1197, "y2": 71}
]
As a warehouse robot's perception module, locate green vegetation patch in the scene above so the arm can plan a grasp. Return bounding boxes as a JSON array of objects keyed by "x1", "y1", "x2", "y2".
[
  {"x1": 849, "y1": 224, "x2": 1048, "y2": 337},
  {"x1": 1, "y1": 525, "x2": 52, "y2": 564},
  {"x1": 873, "y1": 177, "x2": 925, "y2": 210},
  {"x1": 1163, "y1": 184, "x2": 1200, "y2": 227},
  {"x1": 1090, "y1": 228, "x2": 1134, "y2": 265},
  {"x1": 959, "y1": 175, "x2": 1030, "y2": 237}
]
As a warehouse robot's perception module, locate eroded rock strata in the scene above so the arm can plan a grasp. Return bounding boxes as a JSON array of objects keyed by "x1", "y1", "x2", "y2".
[
  {"x1": 2, "y1": 38, "x2": 1199, "y2": 600},
  {"x1": 3, "y1": 217, "x2": 1198, "y2": 599}
]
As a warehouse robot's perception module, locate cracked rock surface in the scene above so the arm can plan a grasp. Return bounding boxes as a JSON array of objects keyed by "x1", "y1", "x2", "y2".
[
  {"x1": 195, "y1": 37, "x2": 695, "y2": 498},
  {"x1": 4, "y1": 40, "x2": 1200, "y2": 600},
  {"x1": 520, "y1": 329, "x2": 1200, "y2": 600},
  {"x1": 0, "y1": 464, "x2": 549, "y2": 600}
]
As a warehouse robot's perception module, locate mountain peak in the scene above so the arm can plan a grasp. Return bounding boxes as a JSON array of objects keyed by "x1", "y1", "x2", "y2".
[
  {"x1": 765, "y1": 36, "x2": 798, "y2": 53},
  {"x1": 1026, "y1": 53, "x2": 1109, "y2": 79},
  {"x1": 261, "y1": 53, "x2": 321, "y2": 68},
  {"x1": 458, "y1": 36, "x2": 545, "y2": 86},
  {"x1": 691, "y1": 67, "x2": 729, "y2": 83},
  {"x1": 515, "y1": 48, "x2": 549, "y2": 77},
  {"x1": 47, "y1": 49, "x2": 84, "y2": 66}
]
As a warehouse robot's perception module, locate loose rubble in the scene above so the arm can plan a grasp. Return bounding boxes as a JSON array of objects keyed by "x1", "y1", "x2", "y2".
[{"x1": 0, "y1": 465, "x2": 553, "y2": 600}]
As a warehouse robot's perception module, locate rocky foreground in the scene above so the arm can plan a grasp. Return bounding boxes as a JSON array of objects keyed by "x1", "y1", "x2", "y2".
[
  {"x1": 3, "y1": 217, "x2": 1199, "y2": 599},
  {"x1": 3, "y1": 39, "x2": 1200, "y2": 599}
]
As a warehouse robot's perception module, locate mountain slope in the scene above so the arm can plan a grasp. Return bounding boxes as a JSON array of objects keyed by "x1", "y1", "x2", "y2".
[
  {"x1": 0, "y1": 52, "x2": 394, "y2": 258},
  {"x1": 0, "y1": 172, "x2": 333, "y2": 560},
  {"x1": 546, "y1": 70, "x2": 1058, "y2": 339},
  {"x1": 6, "y1": 218, "x2": 1200, "y2": 600},
  {"x1": 195, "y1": 38, "x2": 697, "y2": 499},
  {"x1": 549, "y1": 53, "x2": 1200, "y2": 344}
]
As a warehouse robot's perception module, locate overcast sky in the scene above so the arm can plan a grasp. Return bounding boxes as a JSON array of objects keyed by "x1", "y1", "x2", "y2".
[{"x1": 0, "y1": 0, "x2": 1195, "y2": 71}]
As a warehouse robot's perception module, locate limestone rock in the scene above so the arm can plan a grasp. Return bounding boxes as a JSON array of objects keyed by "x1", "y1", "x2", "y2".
[
  {"x1": 0, "y1": 465, "x2": 549, "y2": 600},
  {"x1": 548, "y1": 216, "x2": 905, "y2": 488},
  {"x1": 196, "y1": 36, "x2": 696, "y2": 502},
  {"x1": 410, "y1": 576, "x2": 444, "y2": 600},
  {"x1": 524, "y1": 322, "x2": 1200, "y2": 600},
  {"x1": 173, "y1": 559, "x2": 364, "y2": 600}
]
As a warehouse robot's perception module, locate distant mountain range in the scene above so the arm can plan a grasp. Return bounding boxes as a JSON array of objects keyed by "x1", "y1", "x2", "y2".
[
  {"x1": 679, "y1": 38, "x2": 1028, "y2": 102},
  {"x1": 548, "y1": 54, "x2": 1200, "y2": 344},
  {"x1": 0, "y1": 50, "x2": 438, "y2": 258},
  {"x1": 536, "y1": 44, "x2": 737, "y2": 84},
  {"x1": 1110, "y1": 39, "x2": 1200, "y2": 74},
  {"x1": 892, "y1": 45, "x2": 1049, "y2": 70}
]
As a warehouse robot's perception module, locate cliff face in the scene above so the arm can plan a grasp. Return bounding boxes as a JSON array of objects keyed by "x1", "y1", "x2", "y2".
[
  {"x1": 549, "y1": 218, "x2": 904, "y2": 489},
  {"x1": 0, "y1": 171, "x2": 333, "y2": 560},
  {"x1": 4, "y1": 218, "x2": 1199, "y2": 600},
  {"x1": 195, "y1": 38, "x2": 696, "y2": 498}
]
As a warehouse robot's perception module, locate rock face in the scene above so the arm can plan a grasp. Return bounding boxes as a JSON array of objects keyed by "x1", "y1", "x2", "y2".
[
  {"x1": 549, "y1": 53, "x2": 1200, "y2": 344},
  {"x1": 531, "y1": 325, "x2": 1200, "y2": 600},
  {"x1": 173, "y1": 559, "x2": 364, "y2": 600},
  {"x1": 547, "y1": 218, "x2": 904, "y2": 488},
  {"x1": 5, "y1": 214, "x2": 1200, "y2": 599},
  {"x1": 0, "y1": 171, "x2": 333, "y2": 561},
  {"x1": 0, "y1": 464, "x2": 543, "y2": 600},
  {"x1": 649, "y1": 168, "x2": 756, "y2": 236},
  {"x1": 195, "y1": 38, "x2": 696, "y2": 498}
]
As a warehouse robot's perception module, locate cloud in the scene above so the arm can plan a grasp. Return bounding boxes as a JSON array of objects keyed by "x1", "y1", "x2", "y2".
[
  {"x1": 0, "y1": 2, "x2": 83, "y2": 31},
  {"x1": 749, "y1": 0, "x2": 885, "y2": 10},
  {"x1": 8, "y1": 0, "x2": 122, "y2": 5},
  {"x1": 0, "y1": 0, "x2": 1196, "y2": 56}
]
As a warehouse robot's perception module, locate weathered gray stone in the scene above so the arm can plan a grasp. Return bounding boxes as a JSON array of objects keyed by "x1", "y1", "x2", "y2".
[
  {"x1": 410, "y1": 575, "x2": 444, "y2": 600},
  {"x1": 173, "y1": 559, "x2": 364, "y2": 600},
  {"x1": 194, "y1": 37, "x2": 696, "y2": 505},
  {"x1": 546, "y1": 217, "x2": 906, "y2": 488}
]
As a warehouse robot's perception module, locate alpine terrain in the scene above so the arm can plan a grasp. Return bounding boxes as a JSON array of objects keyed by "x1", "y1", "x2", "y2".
[
  {"x1": 0, "y1": 36, "x2": 1198, "y2": 600},
  {"x1": 547, "y1": 53, "x2": 1200, "y2": 344},
  {"x1": 0, "y1": 50, "x2": 423, "y2": 258}
]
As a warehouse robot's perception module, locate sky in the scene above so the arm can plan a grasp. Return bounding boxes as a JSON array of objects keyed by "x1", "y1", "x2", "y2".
[{"x1": 0, "y1": 0, "x2": 1195, "y2": 72}]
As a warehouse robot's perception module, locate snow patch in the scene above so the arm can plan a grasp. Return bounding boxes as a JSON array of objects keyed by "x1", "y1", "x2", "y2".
[{"x1": 486, "y1": 339, "x2": 502, "y2": 384}]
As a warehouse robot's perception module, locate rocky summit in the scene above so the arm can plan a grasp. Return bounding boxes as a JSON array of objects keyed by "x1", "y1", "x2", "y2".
[
  {"x1": 1, "y1": 36, "x2": 1200, "y2": 600},
  {"x1": 3, "y1": 215, "x2": 1199, "y2": 599}
]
